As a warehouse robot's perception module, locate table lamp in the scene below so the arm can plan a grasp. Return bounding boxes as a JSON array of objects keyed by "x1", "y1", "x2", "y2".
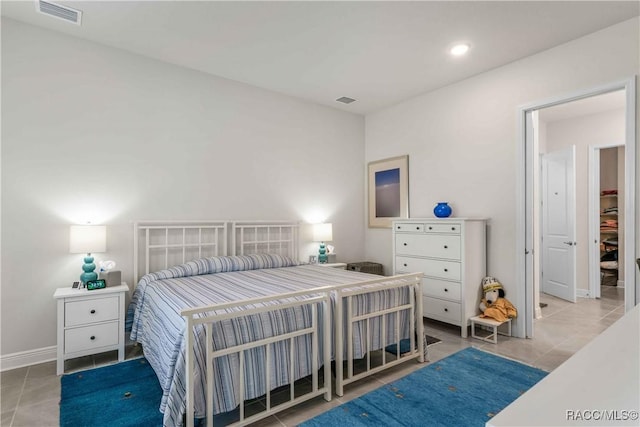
[
  {"x1": 313, "y1": 223, "x2": 333, "y2": 264},
  {"x1": 70, "y1": 225, "x2": 106, "y2": 284}
]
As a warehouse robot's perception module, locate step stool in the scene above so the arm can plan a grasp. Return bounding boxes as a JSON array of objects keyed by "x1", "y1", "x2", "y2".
[{"x1": 470, "y1": 315, "x2": 512, "y2": 344}]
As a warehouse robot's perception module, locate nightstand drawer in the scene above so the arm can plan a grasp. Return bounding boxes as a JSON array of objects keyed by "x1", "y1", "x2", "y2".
[
  {"x1": 395, "y1": 234, "x2": 461, "y2": 260},
  {"x1": 64, "y1": 322, "x2": 119, "y2": 353},
  {"x1": 423, "y1": 278, "x2": 461, "y2": 301},
  {"x1": 424, "y1": 296, "x2": 461, "y2": 323},
  {"x1": 65, "y1": 297, "x2": 119, "y2": 327},
  {"x1": 424, "y1": 222, "x2": 461, "y2": 234}
]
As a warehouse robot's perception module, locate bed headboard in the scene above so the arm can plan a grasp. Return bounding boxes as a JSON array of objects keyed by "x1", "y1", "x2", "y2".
[
  {"x1": 231, "y1": 221, "x2": 298, "y2": 258},
  {"x1": 134, "y1": 220, "x2": 228, "y2": 281},
  {"x1": 133, "y1": 220, "x2": 300, "y2": 282}
]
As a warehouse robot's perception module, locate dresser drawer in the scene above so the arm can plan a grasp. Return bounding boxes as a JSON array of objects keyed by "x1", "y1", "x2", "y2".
[
  {"x1": 423, "y1": 278, "x2": 461, "y2": 301},
  {"x1": 64, "y1": 322, "x2": 119, "y2": 354},
  {"x1": 395, "y1": 234, "x2": 461, "y2": 260},
  {"x1": 424, "y1": 222, "x2": 461, "y2": 234},
  {"x1": 65, "y1": 297, "x2": 119, "y2": 327},
  {"x1": 394, "y1": 222, "x2": 424, "y2": 232},
  {"x1": 424, "y1": 296, "x2": 461, "y2": 323},
  {"x1": 396, "y1": 256, "x2": 461, "y2": 281}
]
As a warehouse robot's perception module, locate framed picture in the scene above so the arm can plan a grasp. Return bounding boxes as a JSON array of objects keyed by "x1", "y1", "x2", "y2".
[{"x1": 368, "y1": 155, "x2": 409, "y2": 228}]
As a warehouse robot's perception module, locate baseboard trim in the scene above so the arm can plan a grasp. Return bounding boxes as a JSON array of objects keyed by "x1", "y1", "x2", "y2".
[
  {"x1": 0, "y1": 346, "x2": 56, "y2": 372},
  {"x1": 577, "y1": 288, "x2": 590, "y2": 299}
]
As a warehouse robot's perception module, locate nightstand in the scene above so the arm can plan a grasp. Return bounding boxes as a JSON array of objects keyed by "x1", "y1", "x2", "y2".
[
  {"x1": 53, "y1": 283, "x2": 129, "y2": 375},
  {"x1": 318, "y1": 262, "x2": 347, "y2": 269}
]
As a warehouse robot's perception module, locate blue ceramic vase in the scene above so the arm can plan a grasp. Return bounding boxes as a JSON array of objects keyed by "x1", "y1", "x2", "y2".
[{"x1": 434, "y1": 202, "x2": 452, "y2": 218}]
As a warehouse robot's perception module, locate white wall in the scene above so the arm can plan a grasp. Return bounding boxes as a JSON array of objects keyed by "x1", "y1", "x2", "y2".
[
  {"x1": 364, "y1": 17, "x2": 639, "y2": 336},
  {"x1": 544, "y1": 108, "x2": 626, "y2": 290},
  {"x1": 1, "y1": 19, "x2": 365, "y2": 358}
]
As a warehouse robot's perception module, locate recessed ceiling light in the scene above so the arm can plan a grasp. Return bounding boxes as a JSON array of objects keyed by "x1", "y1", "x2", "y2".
[{"x1": 450, "y1": 43, "x2": 470, "y2": 56}]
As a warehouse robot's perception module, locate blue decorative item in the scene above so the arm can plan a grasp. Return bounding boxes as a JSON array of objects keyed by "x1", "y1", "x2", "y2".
[
  {"x1": 318, "y1": 243, "x2": 328, "y2": 264},
  {"x1": 434, "y1": 202, "x2": 452, "y2": 218},
  {"x1": 81, "y1": 255, "x2": 98, "y2": 283}
]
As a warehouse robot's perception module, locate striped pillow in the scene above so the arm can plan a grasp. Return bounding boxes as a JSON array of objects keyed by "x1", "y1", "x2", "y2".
[{"x1": 138, "y1": 254, "x2": 298, "y2": 286}]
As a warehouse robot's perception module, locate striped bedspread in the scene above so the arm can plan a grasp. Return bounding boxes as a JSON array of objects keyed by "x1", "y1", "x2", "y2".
[{"x1": 128, "y1": 255, "x2": 411, "y2": 427}]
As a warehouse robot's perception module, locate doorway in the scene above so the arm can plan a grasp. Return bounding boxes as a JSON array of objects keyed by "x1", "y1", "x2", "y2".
[{"x1": 517, "y1": 79, "x2": 637, "y2": 339}]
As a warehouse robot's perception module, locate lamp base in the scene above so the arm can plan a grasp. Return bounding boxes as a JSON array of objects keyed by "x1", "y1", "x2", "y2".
[
  {"x1": 318, "y1": 243, "x2": 328, "y2": 264},
  {"x1": 81, "y1": 255, "x2": 98, "y2": 284}
]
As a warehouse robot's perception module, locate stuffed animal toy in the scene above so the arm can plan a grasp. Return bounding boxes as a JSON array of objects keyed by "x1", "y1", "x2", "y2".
[{"x1": 479, "y1": 276, "x2": 517, "y2": 322}]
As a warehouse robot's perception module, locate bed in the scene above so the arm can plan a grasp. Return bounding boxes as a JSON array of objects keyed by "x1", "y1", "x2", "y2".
[{"x1": 129, "y1": 220, "x2": 424, "y2": 427}]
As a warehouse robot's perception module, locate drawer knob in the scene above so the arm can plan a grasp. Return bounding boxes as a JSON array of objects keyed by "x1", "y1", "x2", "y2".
[
  {"x1": 451, "y1": 227, "x2": 456, "y2": 231},
  {"x1": 416, "y1": 226, "x2": 420, "y2": 230},
  {"x1": 444, "y1": 308, "x2": 448, "y2": 312},
  {"x1": 90, "y1": 309, "x2": 96, "y2": 314},
  {"x1": 428, "y1": 226, "x2": 433, "y2": 230},
  {"x1": 444, "y1": 245, "x2": 448, "y2": 249},
  {"x1": 444, "y1": 268, "x2": 448, "y2": 272},
  {"x1": 403, "y1": 263, "x2": 408, "y2": 267},
  {"x1": 397, "y1": 226, "x2": 401, "y2": 229},
  {"x1": 444, "y1": 288, "x2": 448, "y2": 292},
  {"x1": 403, "y1": 243, "x2": 407, "y2": 246},
  {"x1": 90, "y1": 336, "x2": 96, "y2": 340}
]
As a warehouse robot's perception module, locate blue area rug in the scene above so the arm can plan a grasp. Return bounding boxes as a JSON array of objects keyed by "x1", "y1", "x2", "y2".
[
  {"x1": 60, "y1": 358, "x2": 162, "y2": 427},
  {"x1": 299, "y1": 347, "x2": 547, "y2": 427}
]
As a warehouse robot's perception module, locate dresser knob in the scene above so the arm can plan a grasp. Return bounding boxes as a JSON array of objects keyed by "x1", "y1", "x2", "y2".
[
  {"x1": 444, "y1": 308, "x2": 448, "y2": 312},
  {"x1": 428, "y1": 226, "x2": 433, "y2": 230},
  {"x1": 444, "y1": 245, "x2": 448, "y2": 249},
  {"x1": 90, "y1": 336, "x2": 96, "y2": 340},
  {"x1": 403, "y1": 243, "x2": 407, "y2": 246},
  {"x1": 451, "y1": 227, "x2": 456, "y2": 231},
  {"x1": 397, "y1": 226, "x2": 401, "y2": 229},
  {"x1": 444, "y1": 288, "x2": 448, "y2": 292},
  {"x1": 444, "y1": 268, "x2": 448, "y2": 272},
  {"x1": 416, "y1": 226, "x2": 420, "y2": 230},
  {"x1": 403, "y1": 263, "x2": 408, "y2": 267},
  {"x1": 90, "y1": 309, "x2": 96, "y2": 314}
]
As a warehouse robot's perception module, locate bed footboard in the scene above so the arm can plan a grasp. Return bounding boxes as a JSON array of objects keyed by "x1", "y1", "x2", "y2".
[
  {"x1": 182, "y1": 288, "x2": 333, "y2": 427},
  {"x1": 334, "y1": 272, "x2": 424, "y2": 396}
]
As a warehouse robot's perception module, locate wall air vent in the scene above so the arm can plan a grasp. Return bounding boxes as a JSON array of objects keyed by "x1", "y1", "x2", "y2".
[
  {"x1": 36, "y1": 0, "x2": 82, "y2": 25},
  {"x1": 336, "y1": 96, "x2": 356, "y2": 104}
]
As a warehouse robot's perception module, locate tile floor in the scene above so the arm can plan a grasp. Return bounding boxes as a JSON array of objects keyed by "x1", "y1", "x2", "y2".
[{"x1": 0, "y1": 285, "x2": 625, "y2": 427}]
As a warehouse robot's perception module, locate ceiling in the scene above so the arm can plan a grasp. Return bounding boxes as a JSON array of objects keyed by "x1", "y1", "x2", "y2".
[
  {"x1": 539, "y1": 90, "x2": 626, "y2": 123},
  {"x1": 2, "y1": 1, "x2": 639, "y2": 115}
]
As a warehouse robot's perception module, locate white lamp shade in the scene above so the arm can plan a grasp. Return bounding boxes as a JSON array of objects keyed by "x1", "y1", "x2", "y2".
[
  {"x1": 312, "y1": 223, "x2": 333, "y2": 242},
  {"x1": 70, "y1": 225, "x2": 107, "y2": 254}
]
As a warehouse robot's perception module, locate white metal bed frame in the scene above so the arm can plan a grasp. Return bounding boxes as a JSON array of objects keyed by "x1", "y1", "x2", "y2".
[{"x1": 132, "y1": 220, "x2": 424, "y2": 427}]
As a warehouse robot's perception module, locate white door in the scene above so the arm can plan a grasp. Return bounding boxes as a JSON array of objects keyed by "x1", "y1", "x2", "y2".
[{"x1": 541, "y1": 146, "x2": 576, "y2": 302}]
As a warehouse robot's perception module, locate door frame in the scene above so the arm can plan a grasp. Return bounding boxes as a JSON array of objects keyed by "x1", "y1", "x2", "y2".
[{"x1": 516, "y1": 77, "x2": 637, "y2": 338}]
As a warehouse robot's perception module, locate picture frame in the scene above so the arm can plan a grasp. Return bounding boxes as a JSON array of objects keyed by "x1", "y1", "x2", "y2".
[{"x1": 368, "y1": 155, "x2": 409, "y2": 228}]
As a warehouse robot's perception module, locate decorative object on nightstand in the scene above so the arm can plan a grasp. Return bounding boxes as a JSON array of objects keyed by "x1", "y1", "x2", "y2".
[
  {"x1": 53, "y1": 283, "x2": 129, "y2": 375},
  {"x1": 70, "y1": 224, "x2": 106, "y2": 284},
  {"x1": 313, "y1": 223, "x2": 333, "y2": 264},
  {"x1": 433, "y1": 202, "x2": 452, "y2": 218}
]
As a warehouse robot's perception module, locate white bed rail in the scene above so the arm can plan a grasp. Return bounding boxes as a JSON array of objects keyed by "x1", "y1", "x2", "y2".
[
  {"x1": 334, "y1": 272, "x2": 424, "y2": 396},
  {"x1": 182, "y1": 287, "x2": 332, "y2": 427}
]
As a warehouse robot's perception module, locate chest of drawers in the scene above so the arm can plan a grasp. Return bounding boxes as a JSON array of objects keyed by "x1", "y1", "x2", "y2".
[
  {"x1": 393, "y1": 218, "x2": 487, "y2": 337},
  {"x1": 53, "y1": 284, "x2": 128, "y2": 375}
]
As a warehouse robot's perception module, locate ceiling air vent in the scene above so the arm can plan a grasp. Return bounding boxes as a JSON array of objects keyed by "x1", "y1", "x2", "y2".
[
  {"x1": 336, "y1": 96, "x2": 356, "y2": 104},
  {"x1": 36, "y1": 0, "x2": 82, "y2": 25}
]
